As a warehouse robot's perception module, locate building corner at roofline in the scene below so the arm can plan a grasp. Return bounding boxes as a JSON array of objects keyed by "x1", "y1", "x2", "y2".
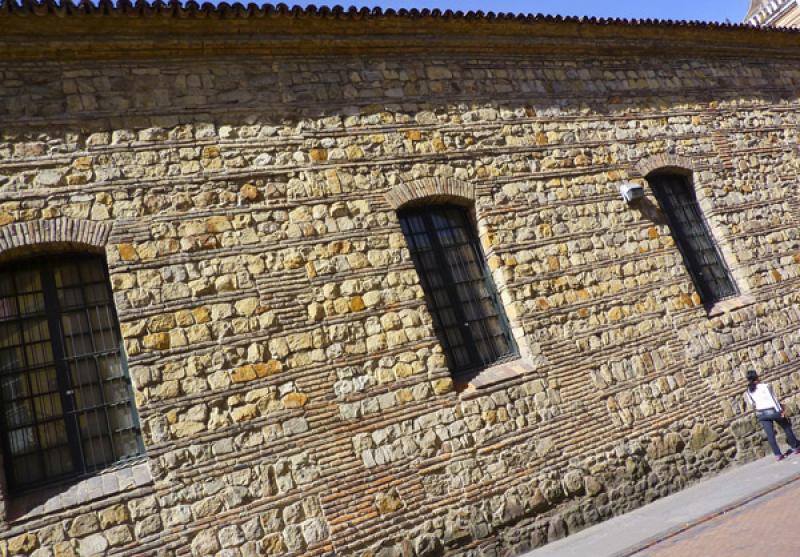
[{"x1": 746, "y1": 0, "x2": 800, "y2": 27}]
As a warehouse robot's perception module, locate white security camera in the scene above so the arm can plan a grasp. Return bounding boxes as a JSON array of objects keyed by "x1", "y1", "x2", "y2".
[{"x1": 619, "y1": 183, "x2": 645, "y2": 203}]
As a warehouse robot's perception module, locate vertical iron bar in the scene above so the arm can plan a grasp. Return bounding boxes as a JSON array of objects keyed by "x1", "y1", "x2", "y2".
[{"x1": 39, "y1": 261, "x2": 83, "y2": 484}]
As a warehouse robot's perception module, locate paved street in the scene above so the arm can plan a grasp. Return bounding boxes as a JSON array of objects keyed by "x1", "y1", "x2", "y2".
[{"x1": 523, "y1": 456, "x2": 800, "y2": 557}]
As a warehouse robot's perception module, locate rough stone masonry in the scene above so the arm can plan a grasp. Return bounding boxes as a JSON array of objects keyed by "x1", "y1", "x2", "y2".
[{"x1": 1, "y1": 2, "x2": 800, "y2": 556}]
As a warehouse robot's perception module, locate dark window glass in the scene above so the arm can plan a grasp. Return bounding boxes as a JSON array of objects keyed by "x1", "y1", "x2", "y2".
[
  {"x1": 0, "y1": 255, "x2": 143, "y2": 493},
  {"x1": 649, "y1": 173, "x2": 738, "y2": 305},
  {"x1": 399, "y1": 206, "x2": 517, "y2": 378}
]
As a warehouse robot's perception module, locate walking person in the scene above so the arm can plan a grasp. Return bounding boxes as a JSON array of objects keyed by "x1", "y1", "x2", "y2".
[{"x1": 744, "y1": 370, "x2": 800, "y2": 461}]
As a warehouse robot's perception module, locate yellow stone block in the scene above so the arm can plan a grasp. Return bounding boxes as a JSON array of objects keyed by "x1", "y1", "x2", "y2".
[
  {"x1": 333, "y1": 297, "x2": 350, "y2": 314},
  {"x1": 282, "y1": 392, "x2": 308, "y2": 408},
  {"x1": 66, "y1": 175, "x2": 88, "y2": 186},
  {"x1": 175, "y1": 310, "x2": 194, "y2": 327},
  {"x1": 231, "y1": 404, "x2": 257, "y2": 422},
  {"x1": 345, "y1": 145, "x2": 364, "y2": 159},
  {"x1": 53, "y1": 542, "x2": 75, "y2": 557},
  {"x1": 148, "y1": 314, "x2": 176, "y2": 333},
  {"x1": 309, "y1": 148, "x2": 328, "y2": 161},
  {"x1": 41, "y1": 207, "x2": 60, "y2": 219},
  {"x1": 8, "y1": 533, "x2": 37, "y2": 555},
  {"x1": 118, "y1": 243, "x2": 138, "y2": 261},
  {"x1": 231, "y1": 365, "x2": 257, "y2": 383},
  {"x1": 143, "y1": 333, "x2": 170, "y2": 350},
  {"x1": 192, "y1": 306, "x2": 211, "y2": 324},
  {"x1": 394, "y1": 362, "x2": 414, "y2": 378},
  {"x1": 396, "y1": 389, "x2": 414, "y2": 403},
  {"x1": 202, "y1": 145, "x2": 221, "y2": 159},
  {"x1": 306, "y1": 262, "x2": 317, "y2": 279},
  {"x1": 375, "y1": 491, "x2": 404, "y2": 514},
  {"x1": 258, "y1": 360, "x2": 283, "y2": 377},
  {"x1": 350, "y1": 296, "x2": 366, "y2": 312},
  {"x1": 99, "y1": 504, "x2": 129, "y2": 529},
  {"x1": 235, "y1": 297, "x2": 259, "y2": 317},
  {"x1": 262, "y1": 534, "x2": 285, "y2": 556},
  {"x1": 72, "y1": 156, "x2": 93, "y2": 170},
  {"x1": 432, "y1": 377, "x2": 453, "y2": 395},
  {"x1": 206, "y1": 215, "x2": 231, "y2": 233},
  {"x1": 239, "y1": 183, "x2": 259, "y2": 201}
]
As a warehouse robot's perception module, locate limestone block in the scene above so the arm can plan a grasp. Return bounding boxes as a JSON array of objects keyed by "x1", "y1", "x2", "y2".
[
  {"x1": 375, "y1": 489, "x2": 404, "y2": 514},
  {"x1": 98, "y1": 505, "x2": 129, "y2": 529},
  {"x1": 261, "y1": 534, "x2": 285, "y2": 555},
  {"x1": 143, "y1": 332, "x2": 170, "y2": 350},
  {"x1": 8, "y1": 533, "x2": 38, "y2": 555},
  {"x1": 191, "y1": 529, "x2": 220, "y2": 555},
  {"x1": 76, "y1": 534, "x2": 107, "y2": 557}
]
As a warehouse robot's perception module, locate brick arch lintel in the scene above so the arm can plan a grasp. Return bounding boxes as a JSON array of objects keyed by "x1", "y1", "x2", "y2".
[
  {"x1": 384, "y1": 177, "x2": 476, "y2": 210},
  {"x1": 633, "y1": 154, "x2": 696, "y2": 179},
  {"x1": 0, "y1": 218, "x2": 113, "y2": 263}
]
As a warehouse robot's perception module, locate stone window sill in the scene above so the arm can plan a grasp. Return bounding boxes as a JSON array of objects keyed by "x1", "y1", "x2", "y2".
[
  {"x1": 6, "y1": 458, "x2": 152, "y2": 523},
  {"x1": 706, "y1": 294, "x2": 755, "y2": 317},
  {"x1": 455, "y1": 357, "x2": 540, "y2": 397}
]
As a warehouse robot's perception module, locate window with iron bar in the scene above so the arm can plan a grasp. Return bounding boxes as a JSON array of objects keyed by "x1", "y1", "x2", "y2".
[
  {"x1": 649, "y1": 173, "x2": 738, "y2": 305},
  {"x1": 0, "y1": 254, "x2": 143, "y2": 493},
  {"x1": 399, "y1": 205, "x2": 518, "y2": 379}
]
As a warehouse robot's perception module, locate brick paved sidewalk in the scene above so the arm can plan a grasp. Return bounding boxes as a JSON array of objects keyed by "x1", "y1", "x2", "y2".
[
  {"x1": 522, "y1": 456, "x2": 800, "y2": 557},
  {"x1": 631, "y1": 479, "x2": 800, "y2": 556}
]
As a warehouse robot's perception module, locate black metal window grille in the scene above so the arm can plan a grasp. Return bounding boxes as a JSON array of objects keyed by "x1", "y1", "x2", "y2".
[
  {"x1": 649, "y1": 173, "x2": 738, "y2": 305},
  {"x1": 0, "y1": 255, "x2": 143, "y2": 493},
  {"x1": 399, "y1": 205, "x2": 518, "y2": 378}
]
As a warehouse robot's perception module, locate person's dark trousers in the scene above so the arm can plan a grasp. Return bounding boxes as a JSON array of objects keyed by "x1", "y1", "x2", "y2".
[{"x1": 759, "y1": 416, "x2": 800, "y2": 456}]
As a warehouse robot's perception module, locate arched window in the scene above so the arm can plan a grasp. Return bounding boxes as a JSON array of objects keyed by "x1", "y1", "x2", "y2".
[
  {"x1": 399, "y1": 205, "x2": 517, "y2": 378},
  {"x1": 0, "y1": 254, "x2": 142, "y2": 493},
  {"x1": 648, "y1": 172, "x2": 738, "y2": 305}
]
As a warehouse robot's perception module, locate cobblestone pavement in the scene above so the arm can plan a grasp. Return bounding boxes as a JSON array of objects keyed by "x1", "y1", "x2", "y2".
[{"x1": 632, "y1": 477, "x2": 800, "y2": 557}]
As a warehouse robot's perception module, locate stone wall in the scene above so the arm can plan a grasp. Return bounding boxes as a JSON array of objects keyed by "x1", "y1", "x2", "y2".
[{"x1": 2, "y1": 13, "x2": 800, "y2": 557}]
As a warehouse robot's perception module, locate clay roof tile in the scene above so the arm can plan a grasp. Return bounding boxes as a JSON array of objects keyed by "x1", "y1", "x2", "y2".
[{"x1": 0, "y1": 0, "x2": 797, "y2": 36}]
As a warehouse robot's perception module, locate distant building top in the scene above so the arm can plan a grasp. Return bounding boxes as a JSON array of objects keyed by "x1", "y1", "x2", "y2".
[{"x1": 747, "y1": 0, "x2": 800, "y2": 26}]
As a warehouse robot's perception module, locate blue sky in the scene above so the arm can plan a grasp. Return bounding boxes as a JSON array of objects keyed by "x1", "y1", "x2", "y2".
[{"x1": 326, "y1": 0, "x2": 749, "y2": 23}]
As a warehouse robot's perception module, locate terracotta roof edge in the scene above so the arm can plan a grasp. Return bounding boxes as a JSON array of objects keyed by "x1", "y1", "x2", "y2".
[{"x1": 0, "y1": 0, "x2": 795, "y2": 35}]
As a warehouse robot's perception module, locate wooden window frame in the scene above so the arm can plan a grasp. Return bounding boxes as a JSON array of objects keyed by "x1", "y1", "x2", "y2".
[
  {"x1": 0, "y1": 254, "x2": 143, "y2": 495},
  {"x1": 648, "y1": 172, "x2": 739, "y2": 306},
  {"x1": 399, "y1": 205, "x2": 519, "y2": 381}
]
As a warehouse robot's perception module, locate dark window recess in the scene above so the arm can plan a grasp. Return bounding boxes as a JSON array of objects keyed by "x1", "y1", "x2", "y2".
[
  {"x1": 649, "y1": 173, "x2": 738, "y2": 305},
  {"x1": 0, "y1": 255, "x2": 143, "y2": 493},
  {"x1": 399, "y1": 205, "x2": 518, "y2": 379}
]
